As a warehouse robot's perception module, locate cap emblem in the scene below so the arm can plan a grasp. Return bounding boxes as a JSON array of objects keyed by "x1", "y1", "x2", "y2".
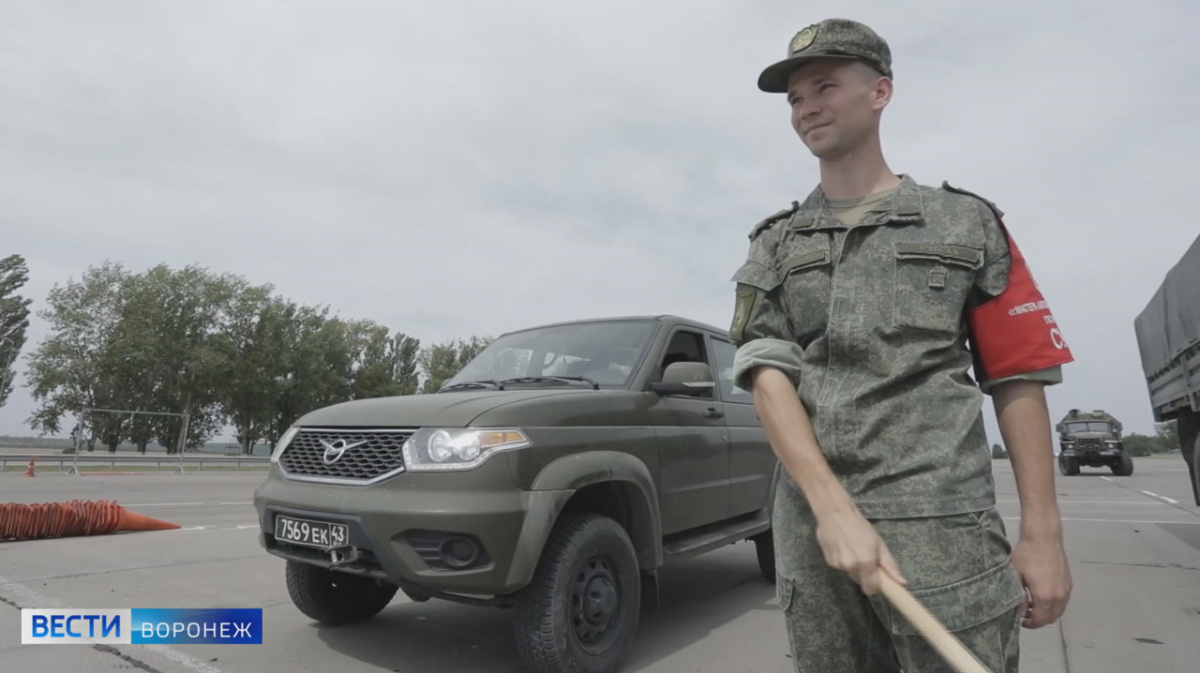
[{"x1": 790, "y1": 26, "x2": 817, "y2": 54}]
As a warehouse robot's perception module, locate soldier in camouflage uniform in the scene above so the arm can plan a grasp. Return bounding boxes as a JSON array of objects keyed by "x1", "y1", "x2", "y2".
[{"x1": 729, "y1": 18, "x2": 1075, "y2": 673}]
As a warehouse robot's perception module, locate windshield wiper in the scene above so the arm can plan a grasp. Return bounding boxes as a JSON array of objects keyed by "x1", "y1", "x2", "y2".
[
  {"x1": 440, "y1": 379, "x2": 505, "y2": 392},
  {"x1": 498, "y1": 376, "x2": 600, "y2": 390}
]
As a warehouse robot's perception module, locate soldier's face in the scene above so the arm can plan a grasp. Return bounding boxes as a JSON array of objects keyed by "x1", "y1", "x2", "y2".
[{"x1": 785, "y1": 59, "x2": 890, "y2": 159}]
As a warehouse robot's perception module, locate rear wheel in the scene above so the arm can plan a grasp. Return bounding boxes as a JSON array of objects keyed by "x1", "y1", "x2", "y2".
[
  {"x1": 753, "y1": 531, "x2": 775, "y2": 583},
  {"x1": 1111, "y1": 451, "x2": 1134, "y2": 477},
  {"x1": 513, "y1": 512, "x2": 641, "y2": 673},
  {"x1": 285, "y1": 561, "x2": 398, "y2": 626}
]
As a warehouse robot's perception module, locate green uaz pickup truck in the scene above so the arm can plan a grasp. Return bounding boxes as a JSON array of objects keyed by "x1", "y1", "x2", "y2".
[{"x1": 253, "y1": 315, "x2": 781, "y2": 673}]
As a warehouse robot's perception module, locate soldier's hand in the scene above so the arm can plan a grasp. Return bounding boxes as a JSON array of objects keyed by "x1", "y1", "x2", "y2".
[
  {"x1": 815, "y1": 508, "x2": 906, "y2": 595},
  {"x1": 1011, "y1": 536, "x2": 1072, "y2": 628}
]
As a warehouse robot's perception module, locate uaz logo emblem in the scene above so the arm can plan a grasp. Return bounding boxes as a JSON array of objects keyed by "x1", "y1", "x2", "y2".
[{"x1": 319, "y1": 438, "x2": 367, "y2": 464}]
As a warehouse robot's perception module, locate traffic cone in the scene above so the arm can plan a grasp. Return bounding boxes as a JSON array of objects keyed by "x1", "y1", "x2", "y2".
[
  {"x1": 24, "y1": 456, "x2": 34, "y2": 477},
  {"x1": 114, "y1": 507, "x2": 181, "y2": 532}
]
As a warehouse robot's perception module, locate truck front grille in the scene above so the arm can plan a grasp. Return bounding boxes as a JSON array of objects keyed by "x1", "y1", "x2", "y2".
[
  {"x1": 278, "y1": 429, "x2": 413, "y2": 484},
  {"x1": 1078, "y1": 438, "x2": 1102, "y2": 449}
]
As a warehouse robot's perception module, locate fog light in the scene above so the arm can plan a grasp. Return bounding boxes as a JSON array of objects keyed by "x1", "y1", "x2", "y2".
[{"x1": 438, "y1": 536, "x2": 480, "y2": 569}]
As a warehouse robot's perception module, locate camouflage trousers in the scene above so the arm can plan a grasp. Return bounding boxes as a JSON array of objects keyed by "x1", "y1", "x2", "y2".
[{"x1": 772, "y1": 480, "x2": 1027, "y2": 673}]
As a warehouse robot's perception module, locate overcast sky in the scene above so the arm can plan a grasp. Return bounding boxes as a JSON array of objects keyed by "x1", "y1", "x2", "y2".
[{"x1": 1, "y1": 0, "x2": 1196, "y2": 449}]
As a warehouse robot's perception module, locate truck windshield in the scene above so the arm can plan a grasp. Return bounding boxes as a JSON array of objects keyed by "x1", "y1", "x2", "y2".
[
  {"x1": 1065, "y1": 422, "x2": 1111, "y2": 433},
  {"x1": 443, "y1": 319, "x2": 659, "y2": 390}
]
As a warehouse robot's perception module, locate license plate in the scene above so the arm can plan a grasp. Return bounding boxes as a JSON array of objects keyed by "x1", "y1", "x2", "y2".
[{"x1": 274, "y1": 515, "x2": 349, "y2": 549}]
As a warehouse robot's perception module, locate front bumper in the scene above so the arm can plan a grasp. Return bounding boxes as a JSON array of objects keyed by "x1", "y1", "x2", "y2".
[
  {"x1": 1060, "y1": 447, "x2": 1122, "y2": 459},
  {"x1": 252, "y1": 463, "x2": 572, "y2": 597}
]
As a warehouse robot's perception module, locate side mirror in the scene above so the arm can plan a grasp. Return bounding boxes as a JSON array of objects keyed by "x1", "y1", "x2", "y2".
[{"x1": 649, "y1": 361, "x2": 715, "y2": 397}]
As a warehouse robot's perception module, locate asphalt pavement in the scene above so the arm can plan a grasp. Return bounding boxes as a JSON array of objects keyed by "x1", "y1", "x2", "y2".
[{"x1": 0, "y1": 456, "x2": 1196, "y2": 672}]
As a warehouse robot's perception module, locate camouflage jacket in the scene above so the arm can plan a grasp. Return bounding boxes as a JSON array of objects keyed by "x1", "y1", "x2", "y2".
[{"x1": 729, "y1": 174, "x2": 1074, "y2": 519}]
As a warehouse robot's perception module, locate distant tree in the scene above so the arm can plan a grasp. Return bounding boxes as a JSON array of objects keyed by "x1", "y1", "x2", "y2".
[
  {"x1": 1155, "y1": 420, "x2": 1179, "y2": 452},
  {"x1": 24, "y1": 262, "x2": 131, "y2": 449},
  {"x1": 0, "y1": 254, "x2": 33, "y2": 410},
  {"x1": 1122, "y1": 431, "x2": 1175, "y2": 456},
  {"x1": 991, "y1": 443, "x2": 1007, "y2": 459},
  {"x1": 392, "y1": 333, "x2": 421, "y2": 395},
  {"x1": 23, "y1": 256, "x2": 509, "y2": 453},
  {"x1": 114, "y1": 264, "x2": 238, "y2": 453},
  {"x1": 419, "y1": 336, "x2": 492, "y2": 393}
]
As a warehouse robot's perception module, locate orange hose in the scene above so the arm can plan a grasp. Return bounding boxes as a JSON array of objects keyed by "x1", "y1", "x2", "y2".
[{"x1": 0, "y1": 500, "x2": 180, "y2": 541}]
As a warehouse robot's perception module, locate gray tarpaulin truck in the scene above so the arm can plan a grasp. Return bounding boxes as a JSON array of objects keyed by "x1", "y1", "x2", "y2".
[{"x1": 1133, "y1": 231, "x2": 1200, "y2": 505}]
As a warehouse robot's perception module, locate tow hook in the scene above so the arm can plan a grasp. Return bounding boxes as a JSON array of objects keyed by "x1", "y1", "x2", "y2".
[{"x1": 328, "y1": 545, "x2": 361, "y2": 569}]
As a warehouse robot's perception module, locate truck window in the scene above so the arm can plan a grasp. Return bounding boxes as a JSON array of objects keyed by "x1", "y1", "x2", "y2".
[{"x1": 710, "y1": 338, "x2": 753, "y2": 404}]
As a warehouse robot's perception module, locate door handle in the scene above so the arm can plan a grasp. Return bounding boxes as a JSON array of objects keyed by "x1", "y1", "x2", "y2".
[{"x1": 705, "y1": 407, "x2": 724, "y2": 419}]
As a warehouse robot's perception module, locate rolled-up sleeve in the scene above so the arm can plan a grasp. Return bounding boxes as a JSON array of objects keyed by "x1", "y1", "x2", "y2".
[
  {"x1": 727, "y1": 232, "x2": 804, "y2": 391},
  {"x1": 978, "y1": 364, "x2": 1063, "y2": 395},
  {"x1": 732, "y1": 337, "x2": 804, "y2": 391}
]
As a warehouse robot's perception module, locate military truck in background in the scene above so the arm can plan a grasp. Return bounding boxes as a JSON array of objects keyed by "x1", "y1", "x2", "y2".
[
  {"x1": 1056, "y1": 409, "x2": 1133, "y2": 476},
  {"x1": 1133, "y1": 231, "x2": 1200, "y2": 505}
]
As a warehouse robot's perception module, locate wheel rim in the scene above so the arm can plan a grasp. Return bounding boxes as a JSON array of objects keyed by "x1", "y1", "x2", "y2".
[{"x1": 570, "y1": 554, "x2": 621, "y2": 654}]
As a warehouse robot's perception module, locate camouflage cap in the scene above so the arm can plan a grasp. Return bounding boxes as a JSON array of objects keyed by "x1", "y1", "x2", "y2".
[{"x1": 757, "y1": 18, "x2": 893, "y2": 93}]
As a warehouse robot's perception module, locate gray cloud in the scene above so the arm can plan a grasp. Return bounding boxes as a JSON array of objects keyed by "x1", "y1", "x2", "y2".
[{"x1": 2, "y1": 0, "x2": 1196, "y2": 453}]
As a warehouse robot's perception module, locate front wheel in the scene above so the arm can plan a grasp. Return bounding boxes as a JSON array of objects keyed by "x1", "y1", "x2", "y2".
[
  {"x1": 513, "y1": 512, "x2": 641, "y2": 673},
  {"x1": 285, "y1": 561, "x2": 398, "y2": 626},
  {"x1": 1111, "y1": 451, "x2": 1134, "y2": 476},
  {"x1": 1058, "y1": 456, "x2": 1079, "y2": 476}
]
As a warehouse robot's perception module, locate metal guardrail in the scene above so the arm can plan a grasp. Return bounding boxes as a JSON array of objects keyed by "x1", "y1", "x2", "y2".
[{"x1": 0, "y1": 453, "x2": 270, "y2": 474}]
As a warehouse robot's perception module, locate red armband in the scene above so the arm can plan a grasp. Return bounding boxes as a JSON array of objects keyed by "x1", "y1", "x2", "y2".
[{"x1": 966, "y1": 231, "x2": 1074, "y2": 382}]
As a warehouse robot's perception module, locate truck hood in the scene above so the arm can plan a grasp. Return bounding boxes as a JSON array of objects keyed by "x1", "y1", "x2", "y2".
[{"x1": 294, "y1": 389, "x2": 591, "y2": 428}]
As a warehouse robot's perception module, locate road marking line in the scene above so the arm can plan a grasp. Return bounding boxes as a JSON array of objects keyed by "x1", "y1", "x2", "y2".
[
  {"x1": 1101, "y1": 476, "x2": 1113, "y2": 482},
  {"x1": 997, "y1": 500, "x2": 1163, "y2": 505},
  {"x1": 0, "y1": 573, "x2": 229, "y2": 673},
  {"x1": 1136, "y1": 491, "x2": 1184, "y2": 506},
  {"x1": 176, "y1": 525, "x2": 262, "y2": 532},
  {"x1": 1003, "y1": 516, "x2": 1199, "y2": 525}
]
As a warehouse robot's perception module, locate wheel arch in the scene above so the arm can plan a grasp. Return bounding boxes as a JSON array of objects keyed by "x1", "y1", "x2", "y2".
[{"x1": 530, "y1": 451, "x2": 663, "y2": 569}]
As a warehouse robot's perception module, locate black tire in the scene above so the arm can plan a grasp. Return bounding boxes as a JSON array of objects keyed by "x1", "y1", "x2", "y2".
[
  {"x1": 1192, "y1": 434, "x2": 1200, "y2": 507},
  {"x1": 753, "y1": 531, "x2": 775, "y2": 583},
  {"x1": 285, "y1": 561, "x2": 398, "y2": 626},
  {"x1": 513, "y1": 512, "x2": 641, "y2": 673},
  {"x1": 1111, "y1": 452, "x2": 1134, "y2": 477},
  {"x1": 1058, "y1": 457, "x2": 1079, "y2": 476}
]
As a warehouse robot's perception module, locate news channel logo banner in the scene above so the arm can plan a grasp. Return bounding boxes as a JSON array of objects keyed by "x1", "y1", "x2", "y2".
[{"x1": 21, "y1": 608, "x2": 263, "y2": 645}]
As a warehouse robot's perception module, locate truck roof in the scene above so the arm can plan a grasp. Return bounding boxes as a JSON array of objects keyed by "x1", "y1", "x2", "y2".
[
  {"x1": 1058, "y1": 408, "x2": 1123, "y2": 433},
  {"x1": 1134, "y1": 231, "x2": 1200, "y2": 379},
  {"x1": 496, "y1": 314, "x2": 731, "y2": 339}
]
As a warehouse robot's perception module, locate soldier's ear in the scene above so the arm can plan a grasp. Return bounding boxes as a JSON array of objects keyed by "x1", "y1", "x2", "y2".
[
  {"x1": 850, "y1": 61, "x2": 892, "y2": 111},
  {"x1": 871, "y1": 73, "x2": 893, "y2": 110}
]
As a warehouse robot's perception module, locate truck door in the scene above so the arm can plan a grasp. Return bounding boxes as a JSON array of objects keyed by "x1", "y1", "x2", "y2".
[
  {"x1": 709, "y1": 335, "x2": 778, "y2": 518},
  {"x1": 649, "y1": 328, "x2": 731, "y2": 536}
]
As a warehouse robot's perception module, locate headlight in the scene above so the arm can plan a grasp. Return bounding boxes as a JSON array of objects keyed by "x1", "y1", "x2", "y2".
[
  {"x1": 270, "y1": 426, "x2": 299, "y2": 464},
  {"x1": 402, "y1": 427, "x2": 530, "y2": 471}
]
